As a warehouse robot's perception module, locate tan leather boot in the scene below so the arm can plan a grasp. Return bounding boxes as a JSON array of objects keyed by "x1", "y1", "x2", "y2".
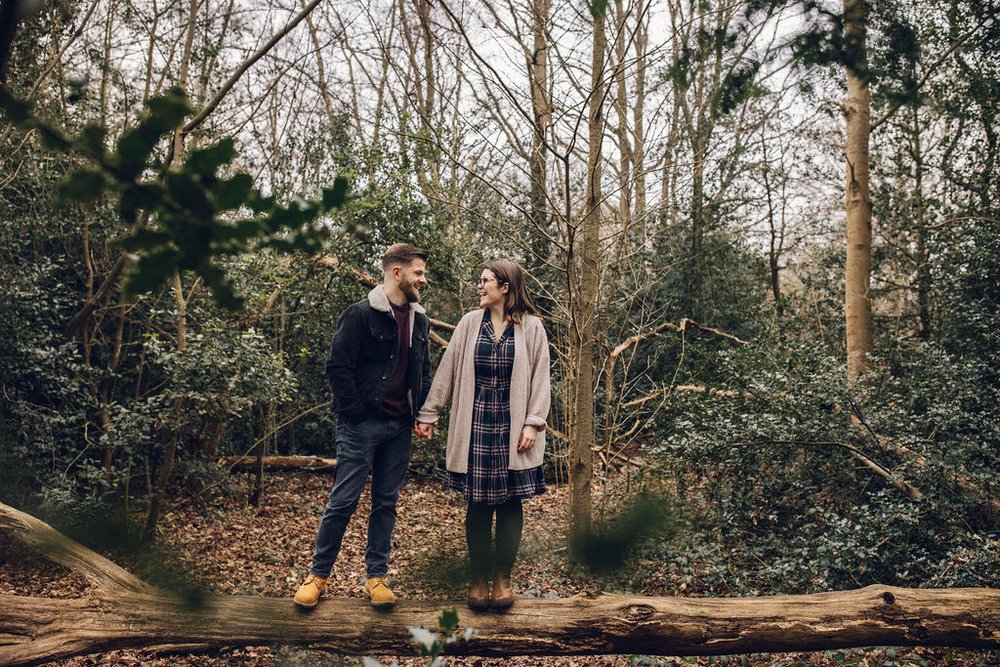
[
  {"x1": 293, "y1": 574, "x2": 328, "y2": 608},
  {"x1": 363, "y1": 577, "x2": 396, "y2": 607}
]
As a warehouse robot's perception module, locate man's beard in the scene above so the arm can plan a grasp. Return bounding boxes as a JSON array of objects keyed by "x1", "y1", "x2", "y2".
[{"x1": 401, "y1": 278, "x2": 421, "y2": 303}]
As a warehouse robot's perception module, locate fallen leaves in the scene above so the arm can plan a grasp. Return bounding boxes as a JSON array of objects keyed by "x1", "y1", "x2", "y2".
[{"x1": 1, "y1": 472, "x2": 996, "y2": 666}]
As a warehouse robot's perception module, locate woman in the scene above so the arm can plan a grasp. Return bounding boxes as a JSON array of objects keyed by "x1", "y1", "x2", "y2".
[{"x1": 415, "y1": 260, "x2": 551, "y2": 610}]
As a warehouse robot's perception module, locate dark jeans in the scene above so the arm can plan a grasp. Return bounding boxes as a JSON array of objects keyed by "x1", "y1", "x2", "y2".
[
  {"x1": 466, "y1": 499, "x2": 523, "y2": 578},
  {"x1": 309, "y1": 415, "x2": 412, "y2": 579}
]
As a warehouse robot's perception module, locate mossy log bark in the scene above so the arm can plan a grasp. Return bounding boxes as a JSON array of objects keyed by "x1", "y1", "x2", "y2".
[{"x1": 2, "y1": 501, "x2": 999, "y2": 667}]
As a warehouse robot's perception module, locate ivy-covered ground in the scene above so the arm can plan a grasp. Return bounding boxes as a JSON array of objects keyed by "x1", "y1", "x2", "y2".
[{"x1": 1, "y1": 472, "x2": 996, "y2": 667}]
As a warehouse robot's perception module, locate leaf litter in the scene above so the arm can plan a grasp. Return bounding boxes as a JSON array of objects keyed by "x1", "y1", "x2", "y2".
[{"x1": 1, "y1": 472, "x2": 994, "y2": 666}]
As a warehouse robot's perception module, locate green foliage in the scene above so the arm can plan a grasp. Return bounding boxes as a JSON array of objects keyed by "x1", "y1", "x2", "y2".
[
  {"x1": 588, "y1": 0, "x2": 609, "y2": 20},
  {"x1": 0, "y1": 74, "x2": 478, "y2": 522},
  {"x1": 788, "y1": 4, "x2": 855, "y2": 76},
  {"x1": 870, "y1": 5, "x2": 921, "y2": 105},
  {"x1": 0, "y1": 259, "x2": 97, "y2": 505},
  {"x1": 641, "y1": 334, "x2": 999, "y2": 595},
  {"x1": 572, "y1": 492, "x2": 681, "y2": 573},
  {"x1": 327, "y1": 137, "x2": 479, "y2": 320},
  {"x1": 367, "y1": 609, "x2": 475, "y2": 667},
  {"x1": 408, "y1": 608, "x2": 475, "y2": 667},
  {"x1": 645, "y1": 220, "x2": 770, "y2": 340},
  {"x1": 666, "y1": 14, "x2": 770, "y2": 119},
  {"x1": 1, "y1": 0, "x2": 998, "y2": 616},
  {"x1": 1, "y1": 86, "x2": 350, "y2": 308},
  {"x1": 711, "y1": 59, "x2": 763, "y2": 115},
  {"x1": 932, "y1": 221, "x2": 1000, "y2": 367},
  {"x1": 138, "y1": 322, "x2": 297, "y2": 447}
]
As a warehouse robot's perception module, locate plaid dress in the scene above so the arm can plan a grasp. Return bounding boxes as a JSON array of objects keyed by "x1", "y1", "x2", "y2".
[{"x1": 447, "y1": 311, "x2": 546, "y2": 505}]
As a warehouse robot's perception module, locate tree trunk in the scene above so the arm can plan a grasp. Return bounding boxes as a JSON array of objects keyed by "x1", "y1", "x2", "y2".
[
  {"x1": 570, "y1": 3, "x2": 607, "y2": 543},
  {"x1": 249, "y1": 405, "x2": 275, "y2": 506},
  {"x1": 613, "y1": 0, "x2": 632, "y2": 237},
  {"x1": 2, "y1": 501, "x2": 999, "y2": 667},
  {"x1": 843, "y1": 0, "x2": 874, "y2": 382},
  {"x1": 100, "y1": 299, "x2": 127, "y2": 470},
  {"x1": 249, "y1": 416, "x2": 266, "y2": 506},
  {"x1": 688, "y1": 131, "x2": 706, "y2": 321},
  {"x1": 911, "y1": 105, "x2": 932, "y2": 338},
  {"x1": 303, "y1": 0, "x2": 339, "y2": 128},
  {"x1": 145, "y1": 272, "x2": 190, "y2": 537},
  {"x1": 406, "y1": 0, "x2": 441, "y2": 197},
  {"x1": 631, "y1": 0, "x2": 648, "y2": 220},
  {"x1": 761, "y1": 124, "x2": 785, "y2": 318},
  {"x1": 527, "y1": 0, "x2": 550, "y2": 254},
  {"x1": 4, "y1": 585, "x2": 1000, "y2": 667},
  {"x1": 142, "y1": 0, "x2": 199, "y2": 536}
]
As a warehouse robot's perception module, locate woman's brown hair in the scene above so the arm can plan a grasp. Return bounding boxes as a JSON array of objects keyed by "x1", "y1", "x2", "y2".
[{"x1": 483, "y1": 259, "x2": 537, "y2": 324}]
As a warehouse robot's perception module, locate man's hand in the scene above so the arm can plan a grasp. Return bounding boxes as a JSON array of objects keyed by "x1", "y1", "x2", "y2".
[
  {"x1": 517, "y1": 425, "x2": 538, "y2": 452},
  {"x1": 414, "y1": 421, "x2": 435, "y2": 440}
]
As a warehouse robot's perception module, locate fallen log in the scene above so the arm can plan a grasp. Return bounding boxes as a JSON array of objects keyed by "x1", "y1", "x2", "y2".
[
  {"x1": 218, "y1": 454, "x2": 337, "y2": 473},
  {"x1": 1, "y1": 501, "x2": 999, "y2": 667},
  {"x1": 4, "y1": 585, "x2": 999, "y2": 666}
]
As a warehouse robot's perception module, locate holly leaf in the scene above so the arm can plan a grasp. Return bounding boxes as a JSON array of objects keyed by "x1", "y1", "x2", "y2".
[
  {"x1": 79, "y1": 124, "x2": 107, "y2": 158},
  {"x1": 322, "y1": 176, "x2": 350, "y2": 209},
  {"x1": 146, "y1": 87, "x2": 191, "y2": 133},
  {"x1": 213, "y1": 173, "x2": 253, "y2": 210},
  {"x1": 116, "y1": 228, "x2": 171, "y2": 253},
  {"x1": 60, "y1": 170, "x2": 105, "y2": 202},
  {"x1": 0, "y1": 91, "x2": 31, "y2": 122},
  {"x1": 186, "y1": 139, "x2": 236, "y2": 179},
  {"x1": 438, "y1": 608, "x2": 460, "y2": 634},
  {"x1": 125, "y1": 246, "x2": 181, "y2": 296}
]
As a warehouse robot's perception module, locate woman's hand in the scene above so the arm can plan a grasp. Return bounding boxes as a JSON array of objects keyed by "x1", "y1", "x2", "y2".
[
  {"x1": 517, "y1": 425, "x2": 538, "y2": 452},
  {"x1": 414, "y1": 421, "x2": 435, "y2": 440}
]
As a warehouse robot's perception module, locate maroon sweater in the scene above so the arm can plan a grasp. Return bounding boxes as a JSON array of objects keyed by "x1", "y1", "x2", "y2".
[{"x1": 381, "y1": 301, "x2": 411, "y2": 419}]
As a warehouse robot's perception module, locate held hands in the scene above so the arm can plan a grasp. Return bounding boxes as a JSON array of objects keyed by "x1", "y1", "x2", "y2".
[
  {"x1": 415, "y1": 421, "x2": 536, "y2": 448},
  {"x1": 517, "y1": 425, "x2": 538, "y2": 453},
  {"x1": 414, "y1": 421, "x2": 435, "y2": 440}
]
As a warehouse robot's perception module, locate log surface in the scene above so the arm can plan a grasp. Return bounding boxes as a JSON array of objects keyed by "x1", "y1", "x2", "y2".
[{"x1": 2, "y1": 585, "x2": 999, "y2": 665}]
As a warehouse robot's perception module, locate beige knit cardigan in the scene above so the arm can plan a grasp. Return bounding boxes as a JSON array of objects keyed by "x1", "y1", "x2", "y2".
[{"x1": 416, "y1": 310, "x2": 551, "y2": 473}]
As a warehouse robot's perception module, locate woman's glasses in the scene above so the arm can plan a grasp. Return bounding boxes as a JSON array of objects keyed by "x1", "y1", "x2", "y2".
[{"x1": 476, "y1": 277, "x2": 504, "y2": 287}]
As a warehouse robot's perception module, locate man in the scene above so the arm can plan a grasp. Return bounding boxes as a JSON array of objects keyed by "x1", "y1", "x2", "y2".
[{"x1": 294, "y1": 243, "x2": 431, "y2": 608}]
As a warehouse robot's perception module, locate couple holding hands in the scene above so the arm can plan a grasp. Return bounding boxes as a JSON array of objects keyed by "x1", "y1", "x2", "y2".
[{"x1": 293, "y1": 243, "x2": 551, "y2": 612}]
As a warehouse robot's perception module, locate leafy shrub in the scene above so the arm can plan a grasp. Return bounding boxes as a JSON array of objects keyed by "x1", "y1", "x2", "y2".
[{"x1": 639, "y1": 333, "x2": 999, "y2": 595}]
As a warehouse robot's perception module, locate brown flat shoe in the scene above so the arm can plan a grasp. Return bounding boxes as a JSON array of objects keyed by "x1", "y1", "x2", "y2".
[
  {"x1": 491, "y1": 566, "x2": 514, "y2": 610},
  {"x1": 467, "y1": 578, "x2": 490, "y2": 610}
]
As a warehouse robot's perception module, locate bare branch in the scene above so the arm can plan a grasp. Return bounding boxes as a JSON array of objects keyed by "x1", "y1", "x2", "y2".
[{"x1": 181, "y1": 0, "x2": 325, "y2": 135}]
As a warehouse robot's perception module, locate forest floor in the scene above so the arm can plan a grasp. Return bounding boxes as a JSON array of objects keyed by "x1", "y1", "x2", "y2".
[{"x1": 1, "y1": 470, "x2": 996, "y2": 667}]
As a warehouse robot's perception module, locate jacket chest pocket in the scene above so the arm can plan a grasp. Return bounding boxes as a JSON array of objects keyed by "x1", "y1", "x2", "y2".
[
  {"x1": 364, "y1": 319, "x2": 396, "y2": 357},
  {"x1": 410, "y1": 330, "x2": 425, "y2": 357}
]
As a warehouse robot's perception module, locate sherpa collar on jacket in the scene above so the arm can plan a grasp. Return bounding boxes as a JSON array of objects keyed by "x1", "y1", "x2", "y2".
[
  {"x1": 367, "y1": 285, "x2": 426, "y2": 315},
  {"x1": 367, "y1": 284, "x2": 425, "y2": 346}
]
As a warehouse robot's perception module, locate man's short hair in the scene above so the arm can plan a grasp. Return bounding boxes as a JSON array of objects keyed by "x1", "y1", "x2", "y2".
[{"x1": 382, "y1": 243, "x2": 428, "y2": 272}]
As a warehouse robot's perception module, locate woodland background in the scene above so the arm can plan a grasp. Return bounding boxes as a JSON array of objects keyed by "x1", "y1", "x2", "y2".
[{"x1": 0, "y1": 0, "x2": 999, "y2": 659}]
